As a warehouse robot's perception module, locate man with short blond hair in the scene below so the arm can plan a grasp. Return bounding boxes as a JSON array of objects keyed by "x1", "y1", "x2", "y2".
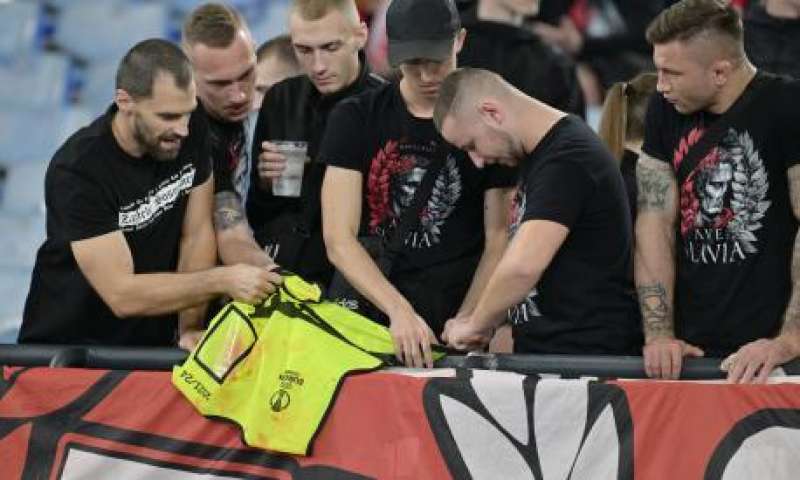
[
  {"x1": 182, "y1": 4, "x2": 283, "y2": 283},
  {"x1": 247, "y1": 0, "x2": 384, "y2": 288}
]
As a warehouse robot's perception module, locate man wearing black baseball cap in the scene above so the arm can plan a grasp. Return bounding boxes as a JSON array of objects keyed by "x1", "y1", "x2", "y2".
[{"x1": 318, "y1": 0, "x2": 516, "y2": 368}]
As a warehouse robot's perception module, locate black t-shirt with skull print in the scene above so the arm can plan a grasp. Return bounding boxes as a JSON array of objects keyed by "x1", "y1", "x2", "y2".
[
  {"x1": 319, "y1": 81, "x2": 516, "y2": 332},
  {"x1": 510, "y1": 115, "x2": 642, "y2": 355},
  {"x1": 642, "y1": 72, "x2": 800, "y2": 357}
]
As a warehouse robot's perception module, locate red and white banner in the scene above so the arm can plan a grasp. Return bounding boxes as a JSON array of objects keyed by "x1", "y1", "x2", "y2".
[{"x1": 2, "y1": 366, "x2": 800, "y2": 479}]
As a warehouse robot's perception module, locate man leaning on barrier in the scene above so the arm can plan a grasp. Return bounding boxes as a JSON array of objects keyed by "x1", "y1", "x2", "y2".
[
  {"x1": 635, "y1": 0, "x2": 800, "y2": 383},
  {"x1": 433, "y1": 68, "x2": 642, "y2": 357},
  {"x1": 18, "y1": 40, "x2": 276, "y2": 349}
]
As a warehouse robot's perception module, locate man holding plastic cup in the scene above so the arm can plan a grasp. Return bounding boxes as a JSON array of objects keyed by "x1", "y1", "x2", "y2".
[{"x1": 247, "y1": 0, "x2": 385, "y2": 288}]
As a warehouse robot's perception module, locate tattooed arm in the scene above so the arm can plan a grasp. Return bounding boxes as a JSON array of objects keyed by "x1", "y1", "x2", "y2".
[
  {"x1": 725, "y1": 165, "x2": 800, "y2": 383},
  {"x1": 214, "y1": 191, "x2": 279, "y2": 272},
  {"x1": 635, "y1": 153, "x2": 704, "y2": 379}
]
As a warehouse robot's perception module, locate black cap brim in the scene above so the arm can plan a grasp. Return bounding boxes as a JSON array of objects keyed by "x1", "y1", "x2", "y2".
[{"x1": 388, "y1": 37, "x2": 453, "y2": 67}]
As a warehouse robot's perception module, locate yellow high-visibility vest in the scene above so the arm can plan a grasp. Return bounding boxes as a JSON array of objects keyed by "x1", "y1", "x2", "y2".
[{"x1": 173, "y1": 273, "x2": 445, "y2": 455}]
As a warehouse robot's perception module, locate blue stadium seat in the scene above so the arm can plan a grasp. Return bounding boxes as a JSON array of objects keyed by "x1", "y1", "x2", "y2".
[
  {"x1": 0, "y1": 265, "x2": 33, "y2": 344},
  {"x1": 0, "y1": 53, "x2": 70, "y2": 109},
  {"x1": 55, "y1": 0, "x2": 169, "y2": 62},
  {"x1": 249, "y1": 0, "x2": 290, "y2": 46},
  {"x1": 0, "y1": 106, "x2": 92, "y2": 165},
  {"x1": 80, "y1": 60, "x2": 119, "y2": 117},
  {"x1": 0, "y1": 1, "x2": 43, "y2": 64}
]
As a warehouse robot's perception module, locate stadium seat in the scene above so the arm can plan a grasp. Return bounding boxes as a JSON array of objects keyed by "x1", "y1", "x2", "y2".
[
  {"x1": 0, "y1": 265, "x2": 34, "y2": 344},
  {"x1": 0, "y1": 106, "x2": 92, "y2": 165},
  {"x1": 55, "y1": 0, "x2": 168, "y2": 63},
  {"x1": 80, "y1": 60, "x2": 119, "y2": 117},
  {"x1": 0, "y1": 1, "x2": 42, "y2": 64},
  {"x1": 0, "y1": 52, "x2": 70, "y2": 109}
]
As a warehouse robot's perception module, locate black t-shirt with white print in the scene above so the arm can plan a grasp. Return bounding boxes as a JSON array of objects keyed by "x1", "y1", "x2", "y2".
[
  {"x1": 319, "y1": 81, "x2": 516, "y2": 332},
  {"x1": 510, "y1": 115, "x2": 642, "y2": 355},
  {"x1": 19, "y1": 105, "x2": 212, "y2": 346},
  {"x1": 642, "y1": 73, "x2": 800, "y2": 357}
]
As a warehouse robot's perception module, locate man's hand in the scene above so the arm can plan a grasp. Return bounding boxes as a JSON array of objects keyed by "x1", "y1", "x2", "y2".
[
  {"x1": 723, "y1": 337, "x2": 797, "y2": 384},
  {"x1": 221, "y1": 264, "x2": 283, "y2": 304},
  {"x1": 178, "y1": 328, "x2": 205, "y2": 351},
  {"x1": 643, "y1": 337, "x2": 704, "y2": 379},
  {"x1": 442, "y1": 315, "x2": 493, "y2": 352},
  {"x1": 388, "y1": 307, "x2": 438, "y2": 369},
  {"x1": 257, "y1": 141, "x2": 287, "y2": 185}
]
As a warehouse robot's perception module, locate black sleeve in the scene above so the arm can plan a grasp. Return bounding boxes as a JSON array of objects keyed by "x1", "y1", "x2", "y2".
[
  {"x1": 49, "y1": 164, "x2": 118, "y2": 242},
  {"x1": 483, "y1": 164, "x2": 518, "y2": 191},
  {"x1": 249, "y1": 87, "x2": 273, "y2": 193},
  {"x1": 641, "y1": 92, "x2": 671, "y2": 164},
  {"x1": 521, "y1": 159, "x2": 594, "y2": 230},
  {"x1": 318, "y1": 97, "x2": 370, "y2": 172},
  {"x1": 189, "y1": 112, "x2": 212, "y2": 187}
]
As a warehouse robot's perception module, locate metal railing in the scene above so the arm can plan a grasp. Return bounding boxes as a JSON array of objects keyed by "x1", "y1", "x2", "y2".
[{"x1": 4, "y1": 344, "x2": 800, "y2": 379}]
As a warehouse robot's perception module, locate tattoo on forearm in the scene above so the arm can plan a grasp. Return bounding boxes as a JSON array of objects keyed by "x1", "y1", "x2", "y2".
[
  {"x1": 213, "y1": 191, "x2": 246, "y2": 231},
  {"x1": 782, "y1": 166, "x2": 800, "y2": 335},
  {"x1": 782, "y1": 230, "x2": 800, "y2": 334},
  {"x1": 637, "y1": 284, "x2": 673, "y2": 338},
  {"x1": 637, "y1": 162, "x2": 673, "y2": 212}
]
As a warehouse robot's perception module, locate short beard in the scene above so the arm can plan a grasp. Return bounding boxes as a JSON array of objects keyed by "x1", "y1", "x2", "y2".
[{"x1": 132, "y1": 115, "x2": 181, "y2": 162}]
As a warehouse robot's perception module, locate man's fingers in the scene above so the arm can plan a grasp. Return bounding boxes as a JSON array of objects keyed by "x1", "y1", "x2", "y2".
[
  {"x1": 422, "y1": 337, "x2": 434, "y2": 369},
  {"x1": 407, "y1": 339, "x2": 422, "y2": 368},
  {"x1": 393, "y1": 337, "x2": 404, "y2": 363},
  {"x1": 756, "y1": 359, "x2": 776, "y2": 384},
  {"x1": 738, "y1": 360, "x2": 760, "y2": 384},
  {"x1": 658, "y1": 347, "x2": 672, "y2": 379},
  {"x1": 670, "y1": 346, "x2": 682, "y2": 380},
  {"x1": 727, "y1": 357, "x2": 746, "y2": 383},
  {"x1": 643, "y1": 349, "x2": 655, "y2": 378}
]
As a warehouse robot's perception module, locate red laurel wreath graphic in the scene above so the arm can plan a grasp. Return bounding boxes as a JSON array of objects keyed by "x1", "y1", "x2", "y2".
[
  {"x1": 366, "y1": 140, "x2": 414, "y2": 233},
  {"x1": 674, "y1": 127, "x2": 734, "y2": 236}
]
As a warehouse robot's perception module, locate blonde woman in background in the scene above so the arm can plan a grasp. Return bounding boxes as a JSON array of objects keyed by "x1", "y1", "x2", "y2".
[{"x1": 597, "y1": 72, "x2": 658, "y2": 227}]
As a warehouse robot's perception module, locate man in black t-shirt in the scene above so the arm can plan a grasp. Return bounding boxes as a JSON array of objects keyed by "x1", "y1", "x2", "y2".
[
  {"x1": 248, "y1": 0, "x2": 384, "y2": 288},
  {"x1": 18, "y1": 40, "x2": 277, "y2": 347},
  {"x1": 457, "y1": 0, "x2": 585, "y2": 118},
  {"x1": 637, "y1": 0, "x2": 800, "y2": 383},
  {"x1": 432, "y1": 68, "x2": 641, "y2": 355},
  {"x1": 182, "y1": 3, "x2": 284, "y2": 274},
  {"x1": 320, "y1": 0, "x2": 516, "y2": 368}
]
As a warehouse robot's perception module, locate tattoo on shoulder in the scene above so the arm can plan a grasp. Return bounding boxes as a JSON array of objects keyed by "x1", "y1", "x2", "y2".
[
  {"x1": 637, "y1": 283, "x2": 673, "y2": 338},
  {"x1": 214, "y1": 191, "x2": 246, "y2": 231},
  {"x1": 637, "y1": 156, "x2": 675, "y2": 212}
]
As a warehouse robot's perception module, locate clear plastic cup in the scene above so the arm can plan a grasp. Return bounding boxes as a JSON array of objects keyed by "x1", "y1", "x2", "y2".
[{"x1": 271, "y1": 140, "x2": 308, "y2": 197}]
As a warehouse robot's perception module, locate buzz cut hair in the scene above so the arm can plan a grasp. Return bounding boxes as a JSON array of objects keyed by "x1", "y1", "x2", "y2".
[
  {"x1": 290, "y1": 0, "x2": 360, "y2": 25},
  {"x1": 182, "y1": 2, "x2": 248, "y2": 49},
  {"x1": 116, "y1": 38, "x2": 193, "y2": 99},
  {"x1": 433, "y1": 67, "x2": 507, "y2": 132},
  {"x1": 256, "y1": 34, "x2": 298, "y2": 67},
  {"x1": 646, "y1": 0, "x2": 744, "y2": 58}
]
